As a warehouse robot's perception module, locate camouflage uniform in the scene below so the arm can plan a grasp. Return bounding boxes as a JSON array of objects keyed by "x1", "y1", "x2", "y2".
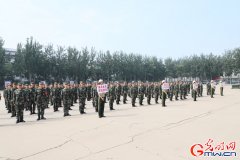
[
  {"x1": 91, "y1": 84, "x2": 98, "y2": 112},
  {"x1": 108, "y1": 84, "x2": 115, "y2": 110},
  {"x1": 153, "y1": 83, "x2": 159, "y2": 104},
  {"x1": 115, "y1": 83, "x2": 122, "y2": 104},
  {"x1": 36, "y1": 84, "x2": 47, "y2": 120},
  {"x1": 78, "y1": 83, "x2": 87, "y2": 114},
  {"x1": 146, "y1": 84, "x2": 152, "y2": 105},
  {"x1": 122, "y1": 83, "x2": 128, "y2": 104},
  {"x1": 62, "y1": 83, "x2": 71, "y2": 117},
  {"x1": 13, "y1": 84, "x2": 25, "y2": 123},
  {"x1": 138, "y1": 83, "x2": 144, "y2": 105}
]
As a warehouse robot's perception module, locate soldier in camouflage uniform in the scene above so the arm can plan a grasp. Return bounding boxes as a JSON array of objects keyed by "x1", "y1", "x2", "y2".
[
  {"x1": 115, "y1": 82, "x2": 122, "y2": 104},
  {"x1": 169, "y1": 82, "x2": 174, "y2": 101},
  {"x1": 122, "y1": 82, "x2": 128, "y2": 104},
  {"x1": 29, "y1": 83, "x2": 36, "y2": 114},
  {"x1": 159, "y1": 81, "x2": 162, "y2": 99},
  {"x1": 78, "y1": 81, "x2": 87, "y2": 114},
  {"x1": 70, "y1": 84, "x2": 74, "y2": 107},
  {"x1": 91, "y1": 82, "x2": 98, "y2": 112},
  {"x1": 45, "y1": 84, "x2": 50, "y2": 108},
  {"x1": 153, "y1": 82, "x2": 159, "y2": 104},
  {"x1": 86, "y1": 83, "x2": 92, "y2": 101},
  {"x1": 145, "y1": 82, "x2": 152, "y2": 105},
  {"x1": 10, "y1": 83, "x2": 17, "y2": 117},
  {"x1": 36, "y1": 82, "x2": 47, "y2": 120},
  {"x1": 49, "y1": 84, "x2": 53, "y2": 106},
  {"x1": 51, "y1": 82, "x2": 61, "y2": 112},
  {"x1": 13, "y1": 83, "x2": 25, "y2": 123},
  {"x1": 74, "y1": 84, "x2": 78, "y2": 103},
  {"x1": 130, "y1": 82, "x2": 138, "y2": 107},
  {"x1": 161, "y1": 80, "x2": 168, "y2": 107},
  {"x1": 108, "y1": 83, "x2": 115, "y2": 110},
  {"x1": 138, "y1": 81, "x2": 144, "y2": 106},
  {"x1": 24, "y1": 84, "x2": 31, "y2": 113},
  {"x1": 179, "y1": 81, "x2": 184, "y2": 100},
  {"x1": 62, "y1": 82, "x2": 71, "y2": 117},
  {"x1": 174, "y1": 82, "x2": 179, "y2": 100},
  {"x1": 210, "y1": 80, "x2": 215, "y2": 98},
  {"x1": 5, "y1": 84, "x2": 12, "y2": 113}
]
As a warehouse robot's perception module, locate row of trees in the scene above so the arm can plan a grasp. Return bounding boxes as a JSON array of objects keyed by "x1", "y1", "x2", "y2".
[{"x1": 0, "y1": 37, "x2": 240, "y2": 85}]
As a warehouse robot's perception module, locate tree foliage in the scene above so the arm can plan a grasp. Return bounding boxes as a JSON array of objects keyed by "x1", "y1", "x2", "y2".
[{"x1": 1, "y1": 37, "x2": 240, "y2": 84}]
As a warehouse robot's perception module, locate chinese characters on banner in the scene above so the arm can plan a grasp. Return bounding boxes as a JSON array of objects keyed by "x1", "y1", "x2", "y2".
[
  {"x1": 97, "y1": 84, "x2": 108, "y2": 93},
  {"x1": 162, "y1": 83, "x2": 170, "y2": 90}
]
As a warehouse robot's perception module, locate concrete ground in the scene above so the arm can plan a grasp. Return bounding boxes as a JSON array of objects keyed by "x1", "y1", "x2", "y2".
[{"x1": 0, "y1": 85, "x2": 239, "y2": 160}]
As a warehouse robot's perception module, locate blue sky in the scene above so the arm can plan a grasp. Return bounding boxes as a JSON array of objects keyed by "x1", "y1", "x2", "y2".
[{"x1": 0, "y1": 0, "x2": 240, "y2": 58}]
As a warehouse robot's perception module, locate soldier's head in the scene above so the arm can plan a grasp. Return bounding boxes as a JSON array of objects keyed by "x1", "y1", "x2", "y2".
[
  {"x1": 7, "y1": 84, "x2": 11, "y2": 89},
  {"x1": 17, "y1": 83, "x2": 22, "y2": 89},
  {"x1": 39, "y1": 82, "x2": 44, "y2": 88},
  {"x1": 64, "y1": 82, "x2": 70, "y2": 88},
  {"x1": 12, "y1": 82, "x2": 17, "y2": 88},
  {"x1": 25, "y1": 84, "x2": 29, "y2": 89},
  {"x1": 98, "y1": 79, "x2": 103, "y2": 85},
  {"x1": 54, "y1": 82, "x2": 58, "y2": 88}
]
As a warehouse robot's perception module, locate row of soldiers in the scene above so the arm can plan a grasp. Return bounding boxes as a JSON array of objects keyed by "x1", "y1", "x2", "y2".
[{"x1": 2, "y1": 79, "x2": 222, "y2": 124}]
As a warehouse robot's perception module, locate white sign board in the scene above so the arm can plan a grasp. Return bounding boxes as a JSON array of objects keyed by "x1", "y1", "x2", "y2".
[
  {"x1": 97, "y1": 84, "x2": 108, "y2": 93},
  {"x1": 162, "y1": 83, "x2": 170, "y2": 90},
  {"x1": 4, "y1": 81, "x2": 11, "y2": 87}
]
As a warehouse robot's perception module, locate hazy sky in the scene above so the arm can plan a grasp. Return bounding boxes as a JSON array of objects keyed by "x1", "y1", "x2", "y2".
[{"x1": 0, "y1": 0, "x2": 240, "y2": 58}]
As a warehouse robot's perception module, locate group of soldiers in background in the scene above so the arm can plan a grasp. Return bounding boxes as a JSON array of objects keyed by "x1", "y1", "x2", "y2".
[{"x1": 1, "y1": 79, "x2": 223, "y2": 124}]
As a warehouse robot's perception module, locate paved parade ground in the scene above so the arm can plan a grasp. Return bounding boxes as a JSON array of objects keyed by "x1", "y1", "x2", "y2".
[{"x1": 0, "y1": 85, "x2": 240, "y2": 160}]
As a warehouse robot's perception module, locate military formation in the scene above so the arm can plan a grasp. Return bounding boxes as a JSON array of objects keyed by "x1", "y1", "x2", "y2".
[{"x1": 1, "y1": 79, "x2": 224, "y2": 124}]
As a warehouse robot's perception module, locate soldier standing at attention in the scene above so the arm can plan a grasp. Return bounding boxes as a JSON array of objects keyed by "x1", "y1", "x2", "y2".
[
  {"x1": 115, "y1": 82, "x2": 122, "y2": 105},
  {"x1": 210, "y1": 80, "x2": 215, "y2": 98},
  {"x1": 24, "y1": 84, "x2": 31, "y2": 113},
  {"x1": 219, "y1": 80, "x2": 224, "y2": 96},
  {"x1": 192, "y1": 81, "x2": 198, "y2": 101},
  {"x1": 74, "y1": 84, "x2": 78, "y2": 103},
  {"x1": 78, "y1": 81, "x2": 87, "y2": 114},
  {"x1": 5, "y1": 84, "x2": 12, "y2": 113},
  {"x1": 52, "y1": 82, "x2": 61, "y2": 112},
  {"x1": 91, "y1": 82, "x2": 98, "y2": 112},
  {"x1": 11, "y1": 83, "x2": 17, "y2": 117},
  {"x1": 146, "y1": 82, "x2": 152, "y2": 105},
  {"x1": 45, "y1": 84, "x2": 50, "y2": 108},
  {"x1": 108, "y1": 83, "x2": 115, "y2": 110},
  {"x1": 122, "y1": 82, "x2": 128, "y2": 104},
  {"x1": 138, "y1": 81, "x2": 144, "y2": 106},
  {"x1": 13, "y1": 83, "x2": 25, "y2": 123},
  {"x1": 98, "y1": 79, "x2": 106, "y2": 118},
  {"x1": 130, "y1": 82, "x2": 138, "y2": 107},
  {"x1": 62, "y1": 82, "x2": 71, "y2": 117},
  {"x1": 161, "y1": 80, "x2": 168, "y2": 107},
  {"x1": 174, "y1": 81, "x2": 179, "y2": 101},
  {"x1": 159, "y1": 81, "x2": 162, "y2": 99},
  {"x1": 153, "y1": 82, "x2": 159, "y2": 104},
  {"x1": 86, "y1": 83, "x2": 92, "y2": 101},
  {"x1": 29, "y1": 83, "x2": 36, "y2": 114},
  {"x1": 169, "y1": 82, "x2": 174, "y2": 101},
  {"x1": 36, "y1": 82, "x2": 47, "y2": 120}
]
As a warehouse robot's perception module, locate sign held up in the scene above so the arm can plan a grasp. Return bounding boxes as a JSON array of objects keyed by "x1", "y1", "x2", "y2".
[{"x1": 97, "y1": 84, "x2": 108, "y2": 93}]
